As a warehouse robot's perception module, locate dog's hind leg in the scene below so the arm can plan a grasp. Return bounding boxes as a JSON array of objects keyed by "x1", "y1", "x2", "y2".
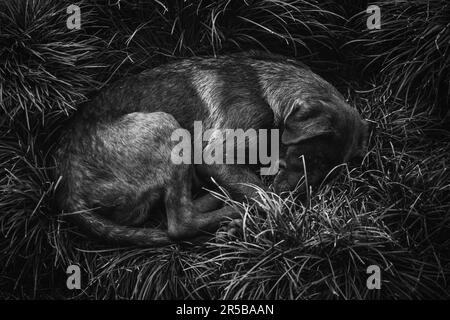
[
  {"x1": 192, "y1": 193, "x2": 224, "y2": 212},
  {"x1": 164, "y1": 165, "x2": 240, "y2": 240}
]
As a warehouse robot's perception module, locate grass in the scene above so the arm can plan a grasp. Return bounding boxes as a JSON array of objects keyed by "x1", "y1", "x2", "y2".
[
  {"x1": 0, "y1": 0, "x2": 103, "y2": 121},
  {"x1": 344, "y1": 0, "x2": 450, "y2": 116},
  {"x1": 0, "y1": 0, "x2": 449, "y2": 299}
]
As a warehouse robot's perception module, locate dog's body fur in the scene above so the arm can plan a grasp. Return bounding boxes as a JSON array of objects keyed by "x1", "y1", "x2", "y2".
[{"x1": 55, "y1": 51, "x2": 369, "y2": 246}]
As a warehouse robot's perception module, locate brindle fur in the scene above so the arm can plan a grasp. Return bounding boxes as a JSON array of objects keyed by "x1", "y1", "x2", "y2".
[{"x1": 55, "y1": 51, "x2": 369, "y2": 246}]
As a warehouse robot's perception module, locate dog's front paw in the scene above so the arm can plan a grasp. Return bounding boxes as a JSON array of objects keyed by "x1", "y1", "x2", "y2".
[
  {"x1": 227, "y1": 218, "x2": 243, "y2": 237},
  {"x1": 217, "y1": 218, "x2": 243, "y2": 240}
]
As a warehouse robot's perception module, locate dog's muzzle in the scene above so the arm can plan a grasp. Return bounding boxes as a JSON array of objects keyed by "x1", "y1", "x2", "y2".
[{"x1": 273, "y1": 159, "x2": 305, "y2": 195}]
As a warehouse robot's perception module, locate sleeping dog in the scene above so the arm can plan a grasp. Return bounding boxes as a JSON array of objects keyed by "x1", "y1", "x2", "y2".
[{"x1": 54, "y1": 51, "x2": 369, "y2": 246}]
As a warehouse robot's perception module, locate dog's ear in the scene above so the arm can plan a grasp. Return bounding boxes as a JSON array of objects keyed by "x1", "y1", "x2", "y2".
[{"x1": 281, "y1": 101, "x2": 333, "y2": 145}]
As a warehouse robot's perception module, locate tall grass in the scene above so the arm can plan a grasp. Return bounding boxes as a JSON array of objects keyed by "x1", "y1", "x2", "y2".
[
  {"x1": 86, "y1": 0, "x2": 346, "y2": 75},
  {"x1": 0, "y1": 0, "x2": 103, "y2": 121},
  {"x1": 344, "y1": 0, "x2": 450, "y2": 116},
  {"x1": 0, "y1": 0, "x2": 121, "y2": 298}
]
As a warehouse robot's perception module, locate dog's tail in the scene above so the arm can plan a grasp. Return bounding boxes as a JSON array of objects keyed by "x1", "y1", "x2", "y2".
[
  {"x1": 58, "y1": 188, "x2": 172, "y2": 247},
  {"x1": 67, "y1": 209, "x2": 173, "y2": 247}
]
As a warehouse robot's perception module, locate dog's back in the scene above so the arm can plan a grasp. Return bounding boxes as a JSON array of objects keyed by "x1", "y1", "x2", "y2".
[{"x1": 74, "y1": 52, "x2": 330, "y2": 130}]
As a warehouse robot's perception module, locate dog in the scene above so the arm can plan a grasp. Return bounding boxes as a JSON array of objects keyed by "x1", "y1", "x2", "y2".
[{"x1": 54, "y1": 51, "x2": 369, "y2": 246}]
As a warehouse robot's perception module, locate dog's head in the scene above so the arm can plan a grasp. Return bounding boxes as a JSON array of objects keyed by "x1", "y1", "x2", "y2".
[{"x1": 273, "y1": 96, "x2": 370, "y2": 194}]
